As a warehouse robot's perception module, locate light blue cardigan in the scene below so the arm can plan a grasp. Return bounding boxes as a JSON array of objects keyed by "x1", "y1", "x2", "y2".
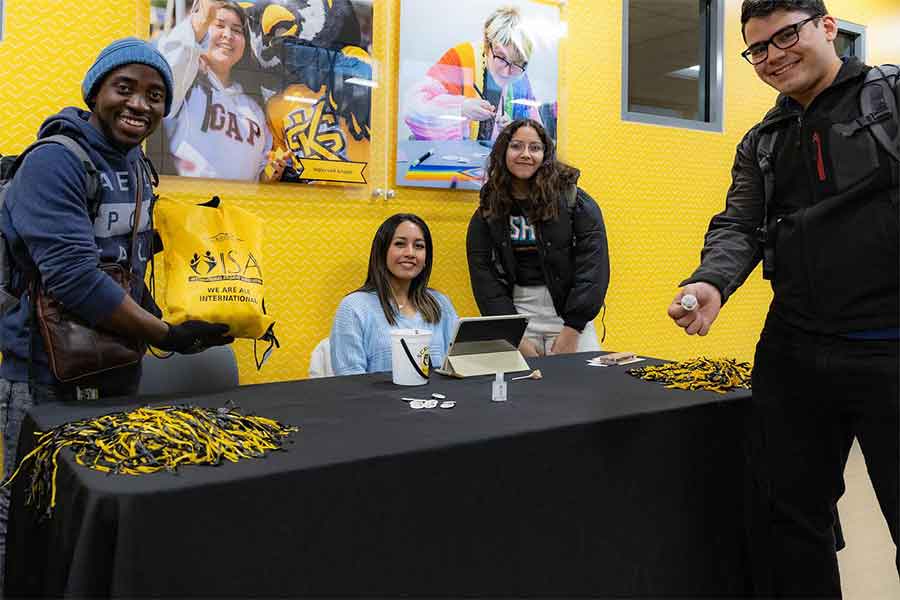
[{"x1": 329, "y1": 290, "x2": 459, "y2": 375}]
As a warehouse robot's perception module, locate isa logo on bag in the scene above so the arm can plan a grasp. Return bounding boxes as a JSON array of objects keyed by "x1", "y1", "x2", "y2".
[
  {"x1": 188, "y1": 245, "x2": 263, "y2": 284},
  {"x1": 191, "y1": 241, "x2": 264, "y2": 305}
]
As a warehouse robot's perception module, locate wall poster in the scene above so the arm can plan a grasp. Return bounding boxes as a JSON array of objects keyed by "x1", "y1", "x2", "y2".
[
  {"x1": 147, "y1": 0, "x2": 374, "y2": 185},
  {"x1": 396, "y1": 0, "x2": 562, "y2": 190}
]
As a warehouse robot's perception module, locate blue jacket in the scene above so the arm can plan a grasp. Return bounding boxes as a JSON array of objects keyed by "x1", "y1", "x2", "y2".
[{"x1": 0, "y1": 108, "x2": 157, "y2": 389}]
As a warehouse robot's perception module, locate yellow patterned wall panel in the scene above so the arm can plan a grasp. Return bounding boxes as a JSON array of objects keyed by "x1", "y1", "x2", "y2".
[
  {"x1": 0, "y1": 1, "x2": 140, "y2": 154},
  {"x1": 0, "y1": 0, "x2": 896, "y2": 384}
]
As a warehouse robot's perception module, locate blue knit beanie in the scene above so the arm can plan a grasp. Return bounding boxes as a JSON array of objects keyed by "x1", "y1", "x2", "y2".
[{"x1": 82, "y1": 37, "x2": 175, "y2": 116}]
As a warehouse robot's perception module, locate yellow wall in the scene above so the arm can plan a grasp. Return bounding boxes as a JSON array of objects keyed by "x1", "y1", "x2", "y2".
[{"x1": 0, "y1": 0, "x2": 897, "y2": 384}]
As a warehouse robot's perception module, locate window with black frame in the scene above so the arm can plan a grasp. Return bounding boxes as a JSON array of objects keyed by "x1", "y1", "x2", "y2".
[
  {"x1": 835, "y1": 19, "x2": 866, "y2": 61},
  {"x1": 623, "y1": 0, "x2": 723, "y2": 131}
]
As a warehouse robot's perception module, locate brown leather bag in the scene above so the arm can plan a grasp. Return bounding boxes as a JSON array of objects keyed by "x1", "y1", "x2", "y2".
[
  {"x1": 35, "y1": 263, "x2": 146, "y2": 382},
  {"x1": 34, "y1": 161, "x2": 149, "y2": 383}
]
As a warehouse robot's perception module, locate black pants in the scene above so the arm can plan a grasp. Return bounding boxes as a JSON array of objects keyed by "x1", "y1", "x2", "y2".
[{"x1": 748, "y1": 316, "x2": 899, "y2": 598}]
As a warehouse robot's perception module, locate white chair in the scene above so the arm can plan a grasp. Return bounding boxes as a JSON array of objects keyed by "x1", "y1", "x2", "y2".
[{"x1": 308, "y1": 338, "x2": 334, "y2": 378}]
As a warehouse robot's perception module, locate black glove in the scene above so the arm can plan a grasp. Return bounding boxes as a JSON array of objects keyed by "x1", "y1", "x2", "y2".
[{"x1": 156, "y1": 320, "x2": 234, "y2": 354}]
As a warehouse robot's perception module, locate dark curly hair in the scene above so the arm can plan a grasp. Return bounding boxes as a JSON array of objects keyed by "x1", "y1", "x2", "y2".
[
  {"x1": 480, "y1": 119, "x2": 579, "y2": 223},
  {"x1": 740, "y1": 0, "x2": 828, "y2": 40}
]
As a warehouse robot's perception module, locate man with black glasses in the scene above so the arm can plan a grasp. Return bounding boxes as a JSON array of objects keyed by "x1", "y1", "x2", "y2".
[{"x1": 667, "y1": 0, "x2": 898, "y2": 597}]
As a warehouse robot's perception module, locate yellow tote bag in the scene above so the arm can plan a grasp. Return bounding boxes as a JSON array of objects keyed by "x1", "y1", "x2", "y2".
[{"x1": 153, "y1": 196, "x2": 277, "y2": 365}]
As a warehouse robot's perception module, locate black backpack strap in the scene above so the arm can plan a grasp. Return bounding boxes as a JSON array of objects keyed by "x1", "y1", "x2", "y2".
[
  {"x1": 841, "y1": 65, "x2": 900, "y2": 163},
  {"x1": 564, "y1": 184, "x2": 578, "y2": 246},
  {"x1": 865, "y1": 65, "x2": 899, "y2": 200},
  {"x1": 32, "y1": 135, "x2": 103, "y2": 219},
  {"x1": 0, "y1": 155, "x2": 17, "y2": 181},
  {"x1": 562, "y1": 184, "x2": 607, "y2": 341},
  {"x1": 755, "y1": 128, "x2": 780, "y2": 280},
  {"x1": 1, "y1": 135, "x2": 101, "y2": 288},
  {"x1": 140, "y1": 150, "x2": 160, "y2": 188}
]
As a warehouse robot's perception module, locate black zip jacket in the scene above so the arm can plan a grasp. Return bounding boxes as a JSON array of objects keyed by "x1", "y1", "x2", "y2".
[
  {"x1": 466, "y1": 185, "x2": 610, "y2": 333},
  {"x1": 683, "y1": 58, "x2": 899, "y2": 334}
]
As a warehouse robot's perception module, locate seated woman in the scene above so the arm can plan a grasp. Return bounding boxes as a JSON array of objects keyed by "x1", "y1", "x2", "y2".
[
  {"x1": 403, "y1": 5, "x2": 542, "y2": 142},
  {"x1": 466, "y1": 119, "x2": 609, "y2": 356},
  {"x1": 157, "y1": 0, "x2": 285, "y2": 182},
  {"x1": 330, "y1": 214, "x2": 458, "y2": 375}
]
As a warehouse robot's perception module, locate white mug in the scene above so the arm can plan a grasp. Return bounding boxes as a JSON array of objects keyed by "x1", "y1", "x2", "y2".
[{"x1": 390, "y1": 328, "x2": 432, "y2": 386}]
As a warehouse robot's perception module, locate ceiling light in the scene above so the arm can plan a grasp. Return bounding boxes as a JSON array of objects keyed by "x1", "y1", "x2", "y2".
[{"x1": 667, "y1": 65, "x2": 701, "y2": 80}]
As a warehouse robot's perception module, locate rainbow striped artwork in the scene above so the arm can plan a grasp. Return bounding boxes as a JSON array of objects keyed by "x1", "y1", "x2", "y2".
[{"x1": 404, "y1": 165, "x2": 484, "y2": 183}]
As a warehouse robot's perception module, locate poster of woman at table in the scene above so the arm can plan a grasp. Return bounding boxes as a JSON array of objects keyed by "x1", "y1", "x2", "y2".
[{"x1": 397, "y1": 0, "x2": 562, "y2": 190}]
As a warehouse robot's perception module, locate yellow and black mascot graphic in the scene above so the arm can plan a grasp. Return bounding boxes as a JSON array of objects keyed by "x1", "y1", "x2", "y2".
[{"x1": 240, "y1": 0, "x2": 371, "y2": 182}]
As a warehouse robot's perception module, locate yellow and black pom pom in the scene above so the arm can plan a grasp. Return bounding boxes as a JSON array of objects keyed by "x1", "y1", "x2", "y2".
[
  {"x1": 2, "y1": 403, "x2": 298, "y2": 518},
  {"x1": 628, "y1": 357, "x2": 752, "y2": 394}
]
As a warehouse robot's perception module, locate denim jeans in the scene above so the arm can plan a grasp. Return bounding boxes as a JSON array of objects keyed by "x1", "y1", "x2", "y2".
[{"x1": 0, "y1": 379, "x2": 62, "y2": 593}]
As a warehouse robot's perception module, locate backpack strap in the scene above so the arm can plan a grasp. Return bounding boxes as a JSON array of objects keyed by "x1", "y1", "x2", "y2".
[
  {"x1": 755, "y1": 128, "x2": 780, "y2": 280},
  {"x1": 138, "y1": 149, "x2": 160, "y2": 188},
  {"x1": 564, "y1": 184, "x2": 578, "y2": 246},
  {"x1": 37, "y1": 135, "x2": 103, "y2": 219},
  {"x1": 6, "y1": 135, "x2": 103, "y2": 220},
  {"x1": 836, "y1": 65, "x2": 899, "y2": 163},
  {"x1": 561, "y1": 184, "x2": 607, "y2": 341},
  {"x1": 0, "y1": 135, "x2": 102, "y2": 302},
  {"x1": 863, "y1": 65, "x2": 899, "y2": 198},
  {"x1": 864, "y1": 65, "x2": 898, "y2": 162}
]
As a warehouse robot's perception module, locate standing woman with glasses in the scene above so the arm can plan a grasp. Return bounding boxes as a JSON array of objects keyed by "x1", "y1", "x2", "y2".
[
  {"x1": 403, "y1": 5, "x2": 543, "y2": 141},
  {"x1": 467, "y1": 119, "x2": 609, "y2": 356}
]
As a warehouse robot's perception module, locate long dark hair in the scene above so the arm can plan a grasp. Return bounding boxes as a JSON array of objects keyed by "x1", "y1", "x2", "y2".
[
  {"x1": 480, "y1": 119, "x2": 580, "y2": 222},
  {"x1": 356, "y1": 214, "x2": 442, "y2": 326}
]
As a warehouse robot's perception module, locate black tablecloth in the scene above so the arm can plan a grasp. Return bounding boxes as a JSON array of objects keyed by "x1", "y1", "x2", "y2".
[{"x1": 5, "y1": 353, "x2": 752, "y2": 597}]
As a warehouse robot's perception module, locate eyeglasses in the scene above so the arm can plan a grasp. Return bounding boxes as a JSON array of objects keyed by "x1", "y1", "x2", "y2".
[
  {"x1": 741, "y1": 15, "x2": 822, "y2": 65},
  {"x1": 490, "y1": 46, "x2": 527, "y2": 75},
  {"x1": 508, "y1": 140, "x2": 544, "y2": 154}
]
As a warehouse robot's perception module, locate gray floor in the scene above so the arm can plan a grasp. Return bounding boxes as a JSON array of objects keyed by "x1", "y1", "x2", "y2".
[{"x1": 837, "y1": 440, "x2": 900, "y2": 599}]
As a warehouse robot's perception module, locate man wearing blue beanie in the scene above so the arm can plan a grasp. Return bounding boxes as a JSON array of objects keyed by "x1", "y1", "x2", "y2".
[
  {"x1": 82, "y1": 37, "x2": 176, "y2": 118},
  {"x1": 0, "y1": 37, "x2": 234, "y2": 587}
]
